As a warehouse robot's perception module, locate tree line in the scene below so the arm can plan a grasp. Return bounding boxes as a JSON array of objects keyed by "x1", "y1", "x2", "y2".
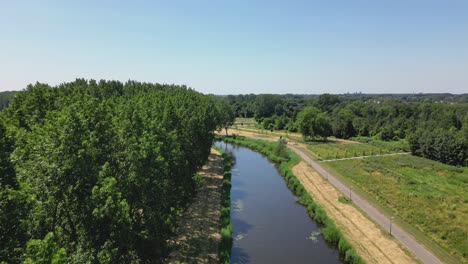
[
  {"x1": 0, "y1": 79, "x2": 233, "y2": 263},
  {"x1": 226, "y1": 93, "x2": 468, "y2": 166}
]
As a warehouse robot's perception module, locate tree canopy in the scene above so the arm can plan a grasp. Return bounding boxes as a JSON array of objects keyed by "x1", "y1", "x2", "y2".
[{"x1": 0, "y1": 79, "x2": 229, "y2": 263}]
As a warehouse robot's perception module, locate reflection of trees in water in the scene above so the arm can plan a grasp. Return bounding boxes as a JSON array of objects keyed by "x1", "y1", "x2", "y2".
[{"x1": 222, "y1": 142, "x2": 237, "y2": 165}]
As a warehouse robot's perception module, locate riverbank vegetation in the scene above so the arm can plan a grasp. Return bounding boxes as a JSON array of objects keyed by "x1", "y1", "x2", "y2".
[
  {"x1": 325, "y1": 155, "x2": 468, "y2": 261},
  {"x1": 0, "y1": 80, "x2": 229, "y2": 263},
  {"x1": 219, "y1": 135, "x2": 364, "y2": 264},
  {"x1": 212, "y1": 146, "x2": 233, "y2": 264}
]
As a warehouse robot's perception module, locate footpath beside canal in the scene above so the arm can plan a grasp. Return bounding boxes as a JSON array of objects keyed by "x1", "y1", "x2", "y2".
[{"x1": 165, "y1": 149, "x2": 224, "y2": 264}]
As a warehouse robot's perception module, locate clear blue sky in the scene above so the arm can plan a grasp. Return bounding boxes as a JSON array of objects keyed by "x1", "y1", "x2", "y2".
[{"x1": 1, "y1": 0, "x2": 467, "y2": 94}]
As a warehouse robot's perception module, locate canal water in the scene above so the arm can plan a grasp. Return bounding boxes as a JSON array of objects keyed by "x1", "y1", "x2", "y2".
[{"x1": 215, "y1": 142, "x2": 341, "y2": 264}]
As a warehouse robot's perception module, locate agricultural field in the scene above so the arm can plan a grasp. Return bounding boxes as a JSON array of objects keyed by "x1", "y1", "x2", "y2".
[
  {"x1": 307, "y1": 138, "x2": 402, "y2": 160},
  {"x1": 325, "y1": 154, "x2": 468, "y2": 262}
]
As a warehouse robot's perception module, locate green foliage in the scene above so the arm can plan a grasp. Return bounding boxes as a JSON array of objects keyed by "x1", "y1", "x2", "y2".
[
  {"x1": 408, "y1": 127, "x2": 467, "y2": 166},
  {"x1": 0, "y1": 122, "x2": 29, "y2": 263},
  {"x1": 216, "y1": 98, "x2": 236, "y2": 135},
  {"x1": 338, "y1": 196, "x2": 352, "y2": 204},
  {"x1": 23, "y1": 233, "x2": 68, "y2": 264},
  {"x1": 0, "y1": 80, "x2": 230, "y2": 263},
  {"x1": 331, "y1": 109, "x2": 356, "y2": 139},
  {"x1": 225, "y1": 94, "x2": 468, "y2": 166},
  {"x1": 296, "y1": 106, "x2": 332, "y2": 141},
  {"x1": 212, "y1": 146, "x2": 233, "y2": 264},
  {"x1": 0, "y1": 91, "x2": 19, "y2": 111},
  {"x1": 219, "y1": 136, "x2": 364, "y2": 264}
]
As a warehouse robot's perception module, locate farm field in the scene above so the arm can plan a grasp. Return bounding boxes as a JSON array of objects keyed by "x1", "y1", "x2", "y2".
[{"x1": 325, "y1": 154, "x2": 468, "y2": 262}]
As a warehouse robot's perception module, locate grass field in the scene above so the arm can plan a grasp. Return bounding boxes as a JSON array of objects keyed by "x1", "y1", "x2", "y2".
[
  {"x1": 233, "y1": 117, "x2": 257, "y2": 127},
  {"x1": 325, "y1": 154, "x2": 468, "y2": 262},
  {"x1": 351, "y1": 136, "x2": 410, "y2": 152},
  {"x1": 307, "y1": 138, "x2": 401, "y2": 160}
]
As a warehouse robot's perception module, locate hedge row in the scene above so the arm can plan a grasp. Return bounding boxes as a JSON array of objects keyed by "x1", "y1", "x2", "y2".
[
  {"x1": 212, "y1": 146, "x2": 233, "y2": 264},
  {"x1": 219, "y1": 136, "x2": 364, "y2": 264}
]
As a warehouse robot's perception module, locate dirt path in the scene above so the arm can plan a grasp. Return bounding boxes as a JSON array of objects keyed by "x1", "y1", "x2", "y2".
[
  {"x1": 227, "y1": 128, "x2": 442, "y2": 264},
  {"x1": 165, "y1": 149, "x2": 224, "y2": 264}
]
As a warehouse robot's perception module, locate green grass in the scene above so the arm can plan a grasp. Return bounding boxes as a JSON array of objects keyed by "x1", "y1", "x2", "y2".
[
  {"x1": 338, "y1": 196, "x2": 352, "y2": 204},
  {"x1": 218, "y1": 135, "x2": 364, "y2": 264},
  {"x1": 307, "y1": 138, "x2": 401, "y2": 160},
  {"x1": 326, "y1": 155, "x2": 468, "y2": 263},
  {"x1": 351, "y1": 136, "x2": 410, "y2": 152},
  {"x1": 233, "y1": 117, "x2": 257, "y2": 127}
]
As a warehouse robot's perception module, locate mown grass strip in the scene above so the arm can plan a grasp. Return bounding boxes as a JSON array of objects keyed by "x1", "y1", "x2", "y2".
[
  {"x1": 212, "y1": 146, "x2": 233, "y2": 264},
  {"x1": 218, "y1": 135, "x2": 364, "y2": 264}
]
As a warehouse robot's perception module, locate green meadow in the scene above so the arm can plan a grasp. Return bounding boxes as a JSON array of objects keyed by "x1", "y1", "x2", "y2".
[
  {"x1": 326, "y1": 154, "x2": 468, "y2": 262},
  {"x1": 307, "y1": 138, "x2": 399, "y2": 160}
]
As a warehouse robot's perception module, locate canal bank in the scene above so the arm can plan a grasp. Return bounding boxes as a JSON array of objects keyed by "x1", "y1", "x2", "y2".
[{"x1": 216, "y1": 140, "x2": 352, "y2": 263}]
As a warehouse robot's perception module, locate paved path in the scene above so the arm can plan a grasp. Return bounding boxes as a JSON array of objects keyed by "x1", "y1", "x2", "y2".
[
  {"x1": 319, "y1": 152, "x2": 409, "y2": 162},
  {"x1": 287, "y1": 144, "x2": 442, "y2": 264}
]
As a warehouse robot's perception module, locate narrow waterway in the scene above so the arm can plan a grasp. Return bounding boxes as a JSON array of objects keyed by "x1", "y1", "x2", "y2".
[{"x1": 215, "y1": 142, "x2": 341, "y2": 264}]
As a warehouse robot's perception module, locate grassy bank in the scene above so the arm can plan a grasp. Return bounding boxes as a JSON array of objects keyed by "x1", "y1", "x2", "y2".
[
  {"x1": 218, "y1": 135, "x2": 364, "y2": 264},
  {"x1": 326, "y1": 155, "x2": 468, "y2": 263},
  {"x1": 212, "y1": 146, "x2": 233, "y2": 264}
]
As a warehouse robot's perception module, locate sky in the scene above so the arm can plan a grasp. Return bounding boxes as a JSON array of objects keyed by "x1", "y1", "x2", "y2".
[{"x1": 1, "y1": 0, "x2": 467, "y2": 94}]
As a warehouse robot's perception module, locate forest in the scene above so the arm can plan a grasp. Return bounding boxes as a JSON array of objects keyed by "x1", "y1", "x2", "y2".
[
  {"x1": 0, "y1": 80, "x2": 232, "y2": 263},
  {"x1": 225, "y1": 93, "x2": 468, "y2": 166}
]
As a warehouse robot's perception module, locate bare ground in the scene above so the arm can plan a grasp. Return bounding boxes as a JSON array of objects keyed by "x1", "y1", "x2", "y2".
[{"x1": 165, "y1": 149, "x2": 224, "y2": 264}]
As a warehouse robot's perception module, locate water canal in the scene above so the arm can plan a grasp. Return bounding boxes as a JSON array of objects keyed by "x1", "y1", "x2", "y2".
[{"x1": 215, "y1": 142, "x2": 341, "y2": 264}]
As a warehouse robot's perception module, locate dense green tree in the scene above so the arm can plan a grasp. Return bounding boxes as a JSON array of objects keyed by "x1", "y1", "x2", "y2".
[
  {"x1": 331, "y1": 109, "x2": 356, "y2": 139},
  {"x1": 0, "y1": 79, "x2": 229, "y2": 263},
  {"x1": 0, "y1": 122, "x2": 30, "y2": 263},
  {"x1": 216, "y1": 98, "x2": 236, "y2": 136},
  {"x1": 254, "y1": 94, "x2": 283, "y2": 121},
  {"x1": 23, "y1": 233, "x2": 68, "y2": 264},
  {"x1": 296, "y1": 107, "x2": 332, "y2": 141},
  {"x1": 315, "y1": 93, "x2": 340, "y2": 113}
]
